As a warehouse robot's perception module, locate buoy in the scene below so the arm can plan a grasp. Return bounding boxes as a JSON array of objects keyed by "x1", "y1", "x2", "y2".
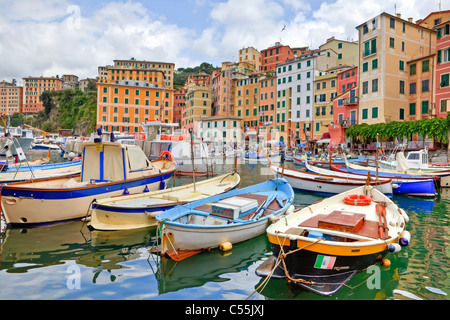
[
  {"x1": 399, "y1": 231, "x2": 411, "y2": 247},
  {"x1": 388, "y1": 243, "x2": 402, "y2": 253},
  {"x1": 143, "y1": 185, "x2": 149, "y2": 193},
  {"x1": 219, "y1": 241, "x2": 232, "y2": 252},
  {"x1": 123, "y1": 188, "x2": 129, "y2": 195},
  {"x1": 381, "y1": 258, "x2": 391, "y2": 267}
]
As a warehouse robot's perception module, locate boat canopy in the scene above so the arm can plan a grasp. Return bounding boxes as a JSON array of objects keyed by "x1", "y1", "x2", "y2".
[{"x1": 80, "y1": 142, "x2": 150, "y2": 183}]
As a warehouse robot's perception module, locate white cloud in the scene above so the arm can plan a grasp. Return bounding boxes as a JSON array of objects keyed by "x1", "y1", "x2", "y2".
[{"x1": 0, "y1": 0, "x2": 449, "y2": 84}]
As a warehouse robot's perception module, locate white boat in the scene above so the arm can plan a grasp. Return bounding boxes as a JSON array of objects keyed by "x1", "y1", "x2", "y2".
[
  {"x1": 0, "y1": 127, "x2": 34, "y2": 156},
  {"x1": 1, "y1": 142, "x2": 177, "y2": 226},
  {"x1": 141, "y1": 121, "x2": 213, "y2": 176},
  {"x1": 88, "y1": 172, "x2": 241, "y2": 231},
  {"x1": 256, "y1": 184, "x2": 410, "y2": 296},
  {"x1": 155, "y1": 178, "x2": 295, "y2": 261},
  {"x1": 270, "y1": 163, "x2": 393, "y2": 197},
  {"x1": 379, "y1": 149, "x2": 450, "y2": 171}
]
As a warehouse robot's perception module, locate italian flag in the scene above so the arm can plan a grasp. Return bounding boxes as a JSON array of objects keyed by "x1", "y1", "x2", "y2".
[{"x1": 314, "y1": 255, "x2": 336, "y2": 269}]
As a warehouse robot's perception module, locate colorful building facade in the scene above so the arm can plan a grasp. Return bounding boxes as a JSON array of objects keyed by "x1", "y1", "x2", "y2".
[{"x1": 22, "y1": 76, "x2": 64, "y2": 114}]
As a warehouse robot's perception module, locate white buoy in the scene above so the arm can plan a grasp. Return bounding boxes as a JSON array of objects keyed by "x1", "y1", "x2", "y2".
[
  {"x1": 399, "y1": 230, "x2": 411, "y2": 247},
  {"x1": 388, "y1": 243, "x2": 402, "y2": 253}
]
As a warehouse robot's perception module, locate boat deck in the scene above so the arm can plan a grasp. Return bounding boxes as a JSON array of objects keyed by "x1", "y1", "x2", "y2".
[
  {"x1": 295, "y1": 210, "x2": 381, "y2": 239},
  {"x1": 194, "y1": 193, "x2": 283, "y2": 220}
]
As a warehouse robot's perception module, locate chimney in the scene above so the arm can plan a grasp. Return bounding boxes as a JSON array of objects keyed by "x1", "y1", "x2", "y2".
[
  {"x1": 408, "y1": 17, "x2": 413, "y2": 22},
  {"x1": 397, "y1": 13, "x2": 401, "y2": 18}
]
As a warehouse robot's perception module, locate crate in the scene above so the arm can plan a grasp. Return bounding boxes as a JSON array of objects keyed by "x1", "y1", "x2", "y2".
[
  {"x1": 318, "y1": 211, "x2": 365, "y2": 234},
  {"x1": 211, "y1": 196, "x2": 258, "y2": 219}
]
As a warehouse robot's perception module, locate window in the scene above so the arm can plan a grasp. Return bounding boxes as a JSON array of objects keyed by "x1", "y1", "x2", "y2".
[
  {"x1": 372, "y1": 59, "x2": 378, "y2": 69},
  {"x1": 389, "y1": 37, "x2": 395, "y2": 48},
  {"x1": 371, "y1": 107, "x2": 378, "y2": 119},
  {"x1": 390, "y1": 18, "x2": 395, "y2": 29},
  {"x1": 363, "y1": 62, "x2": 369, "y2": 72},
  {"x1": 410, "y1": 63, "x2": 416, "y2": 75},
  {"x1": 362, "y1": 81, "x2": 369, "y2": 94},
  {"x1": 422, "y1": 101, "x2": 429, "y2": 114},
  {"x1": 422, "y1": 80, "x2": 429, "y2": 92},
  {"x1": 422, "y1": 60, "x2": 429, "y2": 73},
  {"x1": 399, "y1": 60, "x2": 405, "y2": 71},
  {"x1": 399, "y1": 80, "x2": 405, "y2": 94},
  {"x1": 399, "y1": 108, "x2": 405, "y2": 120},
  {"x1": 410, "y1": 82, "x2": 416, "y2": 94},
  {"x1": 441, "y1": 74, "x2": 449, "y2": 87},
  {"x1": 372, "y1": 78, "x2": 378, "y2": 92},
  {"x1": 437, "y1": 48, "x2": 450, "y2": 64},
  {"x1": 440, "y1": 99, "x2": 448, "y2": 113},
  {"x1": 363, "y1": 38, "x2": 377, "y2": 56},
  {"x1": 409, "y1": 103, "x2": 416, "y2": 116},
  {"x1": 362, "y1": 108, "x2": 368, "y2": 120}
]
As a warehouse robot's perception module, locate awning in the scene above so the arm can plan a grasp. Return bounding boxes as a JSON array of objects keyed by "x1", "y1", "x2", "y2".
[{"x1": 316, "y1": 138, "x2": 331, "y2": 144}]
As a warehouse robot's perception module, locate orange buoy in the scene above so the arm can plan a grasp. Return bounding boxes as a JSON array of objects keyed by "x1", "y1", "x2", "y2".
[
  {"x1": 381, "y1": 258, "x2": 391, "y2": 267},
  {"x1": 158, "y1": 150, "x2": 174, "y2": 161},
  {"x1": 344, "y1": 194, "x2": 372, "y2": 206}
]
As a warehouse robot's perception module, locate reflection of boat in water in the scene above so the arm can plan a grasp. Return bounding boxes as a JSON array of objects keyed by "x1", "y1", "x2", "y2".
[
  {"x1": 153, "y1": 234, "x2": 270, "y2": 294},
  {"x1": 0, "y1": 220, "x2": 156, "y2": 274}
]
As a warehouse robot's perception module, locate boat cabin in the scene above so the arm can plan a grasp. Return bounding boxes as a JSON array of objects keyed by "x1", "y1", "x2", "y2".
[{"x1": 80, "y1": 142, "x2": 154, "y2": 183}]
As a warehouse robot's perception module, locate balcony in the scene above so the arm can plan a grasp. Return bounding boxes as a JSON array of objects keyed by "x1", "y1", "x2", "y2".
[{"x1": 343, "y1": 97, "x2": 358, "y2": 106}]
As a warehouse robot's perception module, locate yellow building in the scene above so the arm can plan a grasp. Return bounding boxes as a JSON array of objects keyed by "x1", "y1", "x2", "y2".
[
  {"x1": 183, "y1": 82, "x2": 212, "y2": 132},
  {"x1": 239, "y1": 47, "x2": 261, "y2": 72},
  {"x1": 356, "y1": 13, "x2": 436, "y2": 124},
  {"x1": 313, "y1": 72, "x2": 338, "y2": 140},
  {"x1": 319, "y1": 37, "x2": 359, "y2": 67}
]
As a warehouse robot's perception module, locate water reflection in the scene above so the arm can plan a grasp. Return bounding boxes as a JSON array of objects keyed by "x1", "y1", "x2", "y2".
[{"x1": 1, "y1": 159, "x2": 450, "y2": 300}]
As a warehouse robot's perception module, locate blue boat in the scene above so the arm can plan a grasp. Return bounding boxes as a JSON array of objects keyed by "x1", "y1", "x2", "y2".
[
  {"x1": 155, "y1": 178, "x2": 294, "y2": 260},
  {"x1": 1, "y1": 142, "x2": 177, "y2": 226},
  {"x1": 331, "y1": 165, "x2": 436, "y2": 197}
]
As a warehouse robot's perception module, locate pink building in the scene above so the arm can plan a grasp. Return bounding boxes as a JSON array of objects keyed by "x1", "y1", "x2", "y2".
[
  {"x1": 435, "y1": 19, "x2": 450, "y2": 117},
  {"x1": 330, "y1": 66, "x2": 358, "y2": 145}
]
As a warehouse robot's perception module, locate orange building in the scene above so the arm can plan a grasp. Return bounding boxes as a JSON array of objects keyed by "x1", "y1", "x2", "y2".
[
  {"x1": 22, "y1": 76, "x2": 64, "y2": 113},
  {"x1": 0, "y1": 81, "x2": 23, "y2": 115},
  {"x1": 97, "y1": 58, "x2": 175, "y2": 133},
  {"x1": 258, "y1": 72, "x2": 277, "y2": 141},
  {"x1": 97, "y1": 80, "x2": 174, "y2": 133}
]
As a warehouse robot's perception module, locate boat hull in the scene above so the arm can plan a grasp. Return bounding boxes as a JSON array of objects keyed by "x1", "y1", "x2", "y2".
[
  {"x1": 271, "y1": 165, "x2": 393, "y2": 197},
  {"x1": 88, "y1": 173, "x2": 241, "y2": 231},
  {"x1": 162, "y1": 216, "x2": 277, "y2": 252},
  {"x1": 1, "y1": 172, "x2": 174, "y2": 226}
]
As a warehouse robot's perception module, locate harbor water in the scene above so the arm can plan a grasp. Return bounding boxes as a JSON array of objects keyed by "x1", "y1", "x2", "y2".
[{"x1": 0, "y1": 150, "x2": 449, "y2": 300}]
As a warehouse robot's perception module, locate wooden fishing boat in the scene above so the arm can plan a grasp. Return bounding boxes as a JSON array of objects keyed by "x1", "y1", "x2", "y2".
[
  {"x1": 270, "y1": 164, "x2": 393, "y2": 197},
  {"x1": 245, "y1": 151, "x2": 281, "y2": 164},
  {"x1": 88, "y1": 172, "x2": 241, "y2": 231},
  {"x1": 256, "y1": 185, "x2": 410, "y2": 296},
  {"x1": 347, "y1": 154, "x2": 450, "y2": 188},
  {"x1": 0, "y1": 142, "x2": 177, "y2": 226},
  {"x1": 331, "y1": 165, "x2": 437, "y2": 197},
  {"x1": 293, "y1": 154, "x2": 346, "y2": 166},
  {"x1": 305, "y1": 160, "x2": 434, "y2": 197},
  {"x1": 155, "y1": 178, "x2": 295, "y2": 261}
]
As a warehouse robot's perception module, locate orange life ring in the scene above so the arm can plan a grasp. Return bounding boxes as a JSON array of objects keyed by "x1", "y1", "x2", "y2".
[
  {"x1": 158, "y1": 150, "x2": 174, "y2": 161},
  {"x1": 344, "y1": 194, "x2": 371, "y2": 206}
]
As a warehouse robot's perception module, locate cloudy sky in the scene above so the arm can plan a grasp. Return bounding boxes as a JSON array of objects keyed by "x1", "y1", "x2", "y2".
[{"x1": 0, "y1": 0, "x2": 446, "y2": 85}]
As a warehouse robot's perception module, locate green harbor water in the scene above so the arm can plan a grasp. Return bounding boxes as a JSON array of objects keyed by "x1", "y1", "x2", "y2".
[{"x1": 0, "y1": 150, "x2": 449, "y2": 300}]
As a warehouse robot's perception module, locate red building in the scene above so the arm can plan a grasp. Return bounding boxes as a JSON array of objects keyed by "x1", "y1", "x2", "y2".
[
  {"x1": 330, "y1": 66, "x2": 358, "y2": 145},
  {"x1": 260, "y1": 42, "x2": 294, "y2": 72},
  {"x1": 173, "y1": 87, "x2": 185, "y2": 125}
]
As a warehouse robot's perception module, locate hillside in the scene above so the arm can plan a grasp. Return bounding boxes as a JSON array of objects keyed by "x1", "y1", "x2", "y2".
[{"x1": 27, "y1": 89, "x2": 97, "y2": 136}]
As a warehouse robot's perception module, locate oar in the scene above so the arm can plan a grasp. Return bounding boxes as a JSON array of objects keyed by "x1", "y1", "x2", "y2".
[{"x1": 251, "y1": 193, "x2": 277, "y2": 220}]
